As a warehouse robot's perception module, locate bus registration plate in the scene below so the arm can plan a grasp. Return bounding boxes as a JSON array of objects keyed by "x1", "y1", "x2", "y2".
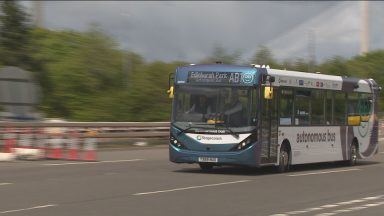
[{"x1": 198, "y1": 157, "x2": 218, "y2": 163}]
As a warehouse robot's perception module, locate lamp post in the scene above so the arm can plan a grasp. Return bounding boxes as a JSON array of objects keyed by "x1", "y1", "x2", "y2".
[{"x1": 360, "y1": 1, "x2": 369, "y2": 55}]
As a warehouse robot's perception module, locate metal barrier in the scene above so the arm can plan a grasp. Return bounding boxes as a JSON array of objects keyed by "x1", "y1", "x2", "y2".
[{"x1": 0, "y1": 122, "x2": 171, "y2": 139}]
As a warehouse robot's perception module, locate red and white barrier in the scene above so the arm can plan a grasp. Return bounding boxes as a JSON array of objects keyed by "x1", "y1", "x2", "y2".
[
  {"x1": 13, "y1": 128, "x2": 44, "y2": 160},
  {"x1": 83, "y1": 130, "x2": 98, "y2": 161},
  {"x1": 0, "y1": 152, "x2": 16, "y2": 161},
  {"x1": 35, "y1": 128, "x2": 47, "y2": 155},
  {"x1": 66, "y1": 130, "x2": 80, "y2": 160},
  {"x1": 2, "y1": 127, "x2": 16, "y2": 154},
  {"x1": 46, "y1": 128, "x2": 64, "y2": 160}
]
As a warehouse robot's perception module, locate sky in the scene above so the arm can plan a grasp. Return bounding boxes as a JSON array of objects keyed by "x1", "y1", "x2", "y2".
[{"x1": 22, "y1": 1, "x2": 384, "y2": 63}]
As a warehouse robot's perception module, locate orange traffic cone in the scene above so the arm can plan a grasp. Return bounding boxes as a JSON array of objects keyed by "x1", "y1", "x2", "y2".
[
  {"x1": 46, "y1": 129, "x2": 64, "y2": 160},
  {"x1": 35, "y1": 128, "x2": 47, "y2": 158},
  {"x1": 66, "y1": 130, "x2": 80, "y2": 160},
  {"x1": 18, "y1": 128, "x2": 33, "y2": 149},
  {"x1": 82, "y1": 129, "x2": 98, "y2": 161},
  {"x1": 3, "y1": 127, "x2": 16, "y2": 153}
]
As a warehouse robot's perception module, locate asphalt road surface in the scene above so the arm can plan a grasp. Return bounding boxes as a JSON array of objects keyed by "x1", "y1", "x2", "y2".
[{"x1": 1, "y1": 141, "x2": 384, "y2": 216}]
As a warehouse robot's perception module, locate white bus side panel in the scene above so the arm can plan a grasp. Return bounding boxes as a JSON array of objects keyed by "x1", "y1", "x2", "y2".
[{"x1": 278, "y1": 126, "x2": 344, "y2": 164}]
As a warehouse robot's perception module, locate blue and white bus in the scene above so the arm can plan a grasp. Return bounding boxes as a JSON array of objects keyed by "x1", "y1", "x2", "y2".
[{"x1": 168, "y1": 63, "x2": 380, "y2": 172}]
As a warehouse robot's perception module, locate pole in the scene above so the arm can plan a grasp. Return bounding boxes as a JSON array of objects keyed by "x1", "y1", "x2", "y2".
[
  {"x1": 308, "y1": 29, "x2": 316, "y2": 73},
  {"x1": 33, "y1": 1, "x2": 43, "y2": 28},
  {"x1": 360, "y1": 1, "x2": 369, "y2": 55}
]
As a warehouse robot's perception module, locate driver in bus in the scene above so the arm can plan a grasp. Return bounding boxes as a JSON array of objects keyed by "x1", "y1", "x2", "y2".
[{"x1": 187, "y1": 95, "x2": 212, "y2": 116}]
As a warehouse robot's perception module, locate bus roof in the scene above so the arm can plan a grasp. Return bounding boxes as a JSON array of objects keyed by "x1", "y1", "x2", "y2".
[
  {"x1": 267, "y1": 68, "x2": 376, "y2": 93},
  {"x1": 174, "y1": 64, "x2": 377, "y2": 93}
]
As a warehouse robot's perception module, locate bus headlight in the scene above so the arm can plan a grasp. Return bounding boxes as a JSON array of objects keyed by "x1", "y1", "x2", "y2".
[
  {"x1": 170, "y1": 134, "x2": 187, "y2": 149},
  {"x1": 230, "y1": 134, "x2": 256, "y2": 151}
]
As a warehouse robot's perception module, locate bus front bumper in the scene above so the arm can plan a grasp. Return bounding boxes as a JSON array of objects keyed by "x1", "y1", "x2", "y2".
[{"x1": 169, "y1": 144, "x2": 258, "y2": 167}]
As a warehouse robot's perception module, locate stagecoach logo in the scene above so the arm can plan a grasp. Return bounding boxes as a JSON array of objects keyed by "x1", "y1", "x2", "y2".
[
  {"x1": 196, "y1": 135, "x2": 223, "y2": 141},
  {"x1": 242, "y1": 73, "x2": 254, "y2": 84}
]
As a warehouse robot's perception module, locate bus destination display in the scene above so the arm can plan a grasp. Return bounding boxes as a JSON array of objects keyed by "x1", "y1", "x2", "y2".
[{"x1": 188, "y1": 71, "x2": 253, "y2": 84}]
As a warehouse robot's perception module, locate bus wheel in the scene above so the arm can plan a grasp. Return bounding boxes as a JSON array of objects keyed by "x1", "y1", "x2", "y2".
[
  {"x1": 349, "y1": 144, "x2": 358, "y2": 166},
  {"x1": 199, "y1": 163, "x2": 214, "y2": 171},
  {"x1": 278, "y1": 147, "x2": 290, "y2": 173}
]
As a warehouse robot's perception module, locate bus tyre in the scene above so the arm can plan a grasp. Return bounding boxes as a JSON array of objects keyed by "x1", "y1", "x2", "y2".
[
  {"x1": 349, "y1": 144, "x2": 358, "y2": 166},
  {"x1": 199, "y1": 163, "x2": 214, "y2": 171},
  {"x1": 278, "y1": 147, "x2": 290, "y2": 173}
]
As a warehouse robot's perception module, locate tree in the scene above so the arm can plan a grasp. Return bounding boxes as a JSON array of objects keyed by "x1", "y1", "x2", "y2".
[
  {"x1": 200, "y1": 43, "x2": 242, "y2": 64},
  {"x1": 0, "y1": 0, "x2": 31, "y2": 68},
  {"x1": 250, "y1": 45, "x2": 279, "y2": 68}
]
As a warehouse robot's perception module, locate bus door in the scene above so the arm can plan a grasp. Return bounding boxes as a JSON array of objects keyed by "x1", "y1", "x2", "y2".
[{"x1": 260, "y1": 86, "x2": 278, "y2": 164}]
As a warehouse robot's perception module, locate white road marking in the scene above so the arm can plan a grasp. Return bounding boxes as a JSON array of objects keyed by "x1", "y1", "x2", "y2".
[
  {"x1": 348, "y1": 206, "x2": 368, "y2": 210},
  {"x1": 333, "y1": 209, "x2": 352, "y2": 213},
  {"x1": 0, "y1": 183, "x2": 12, "y2": 186},
  {"x1": 269, "y1": 194, "x2": 384, "y2": 216},
  {"x1": 315, "y1": 213, "x2": 336, "y2": 216},
  {"x1": 133, "y1": 180, "x2": 251, "y2": 196},
  {"x1": 379, "y1": 152, "x2": 384, "y2": 154},
  {"x1": 304, "y1": 207, "x2": 323, "y2": 211},
  {"x1": 378, "y1": 138, "x2": 384, "y2": 141},
  {"x1": 269, "y1": 214, "x2": 289, "y2": 216},
  {"x1": 363, "y1": 195, "x2": 384, "y2": 200},
  {"x1": 320, "y1": 204, "x2": 339, "y2": 208},
  {"x1": 288, "y1": 168, "x2": 360, "y2": 177},
  {"x1": 364, "y1": 203, "x2": 382, "y2": 207},
  {"x1": 42, "y1": 159, "x2": 144, "y2": 166},
  {"x1": 287, "y1": 210, "x2": 308, "y2": 214},
  {"x1": 336, "y1": 199, "x2": 365, "y2": 205},
  {"x1": 0, "y1": 204, "x2": 57, "y2": 214}
]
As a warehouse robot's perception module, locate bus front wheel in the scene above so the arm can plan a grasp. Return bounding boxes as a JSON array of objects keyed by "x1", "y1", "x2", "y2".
[
  {"x1": 278, "y1": 147, "x2": 290, "y2": 173},
  {"x1": 199, "y1": 163, "x2": 214, "y2": 171}
]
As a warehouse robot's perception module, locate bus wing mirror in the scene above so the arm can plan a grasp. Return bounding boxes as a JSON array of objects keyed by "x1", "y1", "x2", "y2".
[
  {"x1": 167, "y1": 86, "x2": 174, "y2": 99},
  {"x1": 168, "y1": 73, "x2": 175, "y2": 99},
  {"x1": 348, "y1": 115, "x2": 361, "y2": 126},
  {"x1": 264, "y1": 87, "x2": 273, "y2": 100},
  {"x1": 361, "y1": 115, "x2": 370, "y2": 122}
]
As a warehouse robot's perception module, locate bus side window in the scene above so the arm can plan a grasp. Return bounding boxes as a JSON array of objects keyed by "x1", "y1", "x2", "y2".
[
  {"x1": 311, "y1": 89, "x2": 325, "y2": 125},
  {"x1": 279, "y1": 88, "x2": 293, "y2": 125},
  {"x1": 347, "y1": 92, "x2": 361, "y2": 126},
  {"x1": 294, "y1": 89, "x2": 311, "y2": 125},
  {"x1": 334, "y1": 92, "x2": 346, "y2": 125},
  {"x1": 359, "y1": 93, "x2": 372, "y2": 122}
]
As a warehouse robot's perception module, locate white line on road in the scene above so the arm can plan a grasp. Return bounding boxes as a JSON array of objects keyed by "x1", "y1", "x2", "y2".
[
  {"x1": 269, "y1": 194, "x2": 384, "y2": 216},
  {"x1": 0, "y1": 183, "x2": 12, "y2": 186},
  {"x1": 133, "y1": 180, "x2": 251, "y2": 196},
  {"x1": 378, "y1": 138, "x2": 384, "y2": 141},
  {"x1": 379, "y1": 152, "x2": 384, "y2": 154},
  {"x1": 287, "y1": 168, "x2": 360, "y2": 177},
  {"x1": 42, "y1": 159, "x2": 145, "y2": 166},
  {"x1": 317, "y1": 201, "x2": 384, "y2": 216},
  {"x1": 0, "y1": 204, "x2": 57, "y2": 214}
]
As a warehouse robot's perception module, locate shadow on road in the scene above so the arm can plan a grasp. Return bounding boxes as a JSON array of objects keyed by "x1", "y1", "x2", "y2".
[{"x1": 174, "y1": 160, "x2": 381, "y2": 176}]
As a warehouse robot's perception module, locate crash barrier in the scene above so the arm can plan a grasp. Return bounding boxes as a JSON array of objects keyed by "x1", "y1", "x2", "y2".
[
  {"x1": 0, "y1": 122, "x2": 170, "y2": 162},
  {"x1": 0, "y1": 128, "x2": 100, "y2": 161}
]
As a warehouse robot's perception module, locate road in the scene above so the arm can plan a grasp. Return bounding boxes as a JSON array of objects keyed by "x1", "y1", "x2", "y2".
[{"x1": 0, "y1": 142, "x2": 383, "y2": 216}]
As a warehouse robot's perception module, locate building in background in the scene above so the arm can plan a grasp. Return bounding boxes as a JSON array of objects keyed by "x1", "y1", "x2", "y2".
[{"x1": 0, "y1": 66, "x2": 41, "y2": 121}]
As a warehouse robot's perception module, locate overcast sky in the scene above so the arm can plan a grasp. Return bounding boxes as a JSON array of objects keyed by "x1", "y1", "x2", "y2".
[{"x1": 22, "y1": 1, "x2": 384, "y2": 63}]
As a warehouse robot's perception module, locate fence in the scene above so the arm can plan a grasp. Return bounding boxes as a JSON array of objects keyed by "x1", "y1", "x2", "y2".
[{"x1": 0, "y1": 122, "x2": 171, "y2": 149}]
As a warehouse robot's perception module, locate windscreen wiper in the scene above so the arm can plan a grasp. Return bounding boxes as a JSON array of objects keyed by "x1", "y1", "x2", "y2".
[
  {"x1": 215, "y1": 122, "x2": 239, "y2": 139},
  {"x1": 175, "y1": 123, "x2": 210, "y2": 136}
]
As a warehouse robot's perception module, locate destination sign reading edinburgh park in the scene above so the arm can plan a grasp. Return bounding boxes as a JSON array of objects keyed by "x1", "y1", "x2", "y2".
[{"x1": 188, "y1": 71, "x2": 254, "y2": 84}]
